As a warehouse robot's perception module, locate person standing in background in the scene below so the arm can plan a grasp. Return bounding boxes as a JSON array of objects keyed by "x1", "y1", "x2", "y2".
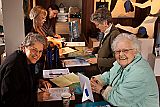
[
  {"x1": 0, "y1": 32, "x2": 51, "y2": 107},
  {"x1": 87, "y1": 7, "x2": 120, "y2": 74},
  {"x1": 42, "y1": 4, "x2": 61, "y2": 38}
]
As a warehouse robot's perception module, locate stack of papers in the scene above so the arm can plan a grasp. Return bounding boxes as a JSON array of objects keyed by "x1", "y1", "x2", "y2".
[
  {"x1": 50, "y1": 73, "x2": 80, "y2": 87},
  {"x1": 61, "y1": 47, "x2": 77, "y2": 55},
  {"x1": 62, "y1": 58, "x2": 90, "y2": 67}
]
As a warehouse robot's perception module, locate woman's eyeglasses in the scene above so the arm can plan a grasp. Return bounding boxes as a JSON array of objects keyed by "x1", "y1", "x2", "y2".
[
  {"x1": 29, "y1": 46, "x2": 43, "y2": 54},
  {"x1": 114, "y1": 49, "x2": 134, "y2": 55}
]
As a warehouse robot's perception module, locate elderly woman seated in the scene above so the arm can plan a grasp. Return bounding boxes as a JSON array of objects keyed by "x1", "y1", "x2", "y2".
[{"x1": 90, "y1": 33, "x2": 159, "y2": 107}]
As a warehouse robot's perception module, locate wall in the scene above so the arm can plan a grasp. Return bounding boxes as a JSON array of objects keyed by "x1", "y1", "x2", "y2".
[
  {"x1": 0, "y1": 0, "x2": 3, "y2": 26},
  {"x1": 55, "y1": 0, "x2": 82, "y2": 12},
  {"x1": 2, "y1": 0, "x2": 25, "y2": 56}
]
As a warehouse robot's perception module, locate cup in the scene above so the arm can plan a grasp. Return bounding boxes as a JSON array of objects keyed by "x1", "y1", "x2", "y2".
[{"x1": 61, "y1": 92, "x2": 71, "y2": 107}]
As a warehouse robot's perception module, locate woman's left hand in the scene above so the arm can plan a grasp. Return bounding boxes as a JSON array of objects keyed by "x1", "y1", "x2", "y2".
[
  {"x1": 90, "y1": 77, "x2": 103, "y2": 94},
  {"x1": 86, "y1": 58, "x2": 97, "y2": 64},
  {"x1": 39, "y1": 79, "x2": 52, "y2": 89}
]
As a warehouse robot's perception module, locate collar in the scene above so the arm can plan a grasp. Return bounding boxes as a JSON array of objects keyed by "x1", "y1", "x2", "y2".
[
  {"x1": 104, "y1": 23, "x2": 113, "y2": 37},
  {"x1": 100, "y1": 24, "x2": 113, "y2": 45}
]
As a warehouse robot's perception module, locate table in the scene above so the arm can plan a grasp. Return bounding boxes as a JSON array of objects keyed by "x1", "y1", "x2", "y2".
[
  {"x1": 37, "y1": 91, "x2": 114, "y2": 107},
  {"x1": 38, "y1": 38, "x2": 113, "y2": 106}
]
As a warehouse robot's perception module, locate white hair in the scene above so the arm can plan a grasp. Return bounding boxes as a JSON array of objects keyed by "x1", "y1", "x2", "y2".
[{"x1": 111, "y1": 33, "x2": 141, "y2": 53}]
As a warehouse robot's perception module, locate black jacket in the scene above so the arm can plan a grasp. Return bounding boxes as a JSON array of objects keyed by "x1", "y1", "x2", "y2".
[{"x1": 0, "y1": 50, "x2": 37, "y2": 107}]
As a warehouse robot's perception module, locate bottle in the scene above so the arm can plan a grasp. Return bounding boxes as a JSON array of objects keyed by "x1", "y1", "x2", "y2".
[
  {"x1": 46, "y1": 45, "x2": 53, "y2": 69},
  {"x1": 53, "y1": 45, "x2": 60, "y2": 68}
]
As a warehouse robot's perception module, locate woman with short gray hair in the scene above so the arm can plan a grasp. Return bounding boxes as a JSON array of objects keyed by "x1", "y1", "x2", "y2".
[
  {"x1": 0, "y1": 32, "x2": 51, "y2": 107},
  {"x1": 87, "y1": 7, "x2": 120, "y2": 74}
]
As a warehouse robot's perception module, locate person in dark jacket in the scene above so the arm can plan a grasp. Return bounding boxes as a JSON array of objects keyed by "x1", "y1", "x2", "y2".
[
  {"x1": 0, "y1": 32, "x2": 51, "y2": 107},
  {"x1": 87, "y1": 7, "x2": 120, "y2": 74}
]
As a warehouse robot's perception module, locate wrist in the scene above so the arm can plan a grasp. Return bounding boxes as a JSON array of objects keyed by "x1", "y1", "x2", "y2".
[
  {"x1": 100, "y1": 85, "x2": 108, "y2": 94},
  {"x1": 100, "y1": 88, "x2": 104, "y2": 94}
]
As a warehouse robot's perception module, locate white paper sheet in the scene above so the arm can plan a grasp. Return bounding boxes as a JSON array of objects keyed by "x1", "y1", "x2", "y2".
[
  {"x1": 78, "y1": 73, "x2": 94, "y2": 102},
  {"x1": 43, "y1": 68, "x2": 69, "y2": 78}
]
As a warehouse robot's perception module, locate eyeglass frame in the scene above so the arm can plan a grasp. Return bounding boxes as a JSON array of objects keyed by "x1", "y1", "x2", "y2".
[
  {"x1": 28, "y1": 46, "x2": 43, "y2": 54},
  {"x1": 113, "y1": 49, "x2": 135, "y2": 55}
]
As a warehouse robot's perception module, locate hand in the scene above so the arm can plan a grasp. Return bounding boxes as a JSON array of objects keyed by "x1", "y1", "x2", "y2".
[
  {"x1": 37, "y1": 91, "x2": 51, "y2": 101},
  {"x1": 54, "y1": 34, "x2": 61, "y2": 39},
  {"x1": 47, "y1": 36, "x2": 62, "y2": 48},
  {"x1": 90, "y1": 77, "x2": 103, "y2": 94},
  {"x1": 86, "y1": 57, "x2": 97, "y2": 64},
  {"x1": 86, "y1": 48, "x2": 93, "y2": 54},
  {"x1": 39, "y1": 79, "x2": 52, "y2": 89}
]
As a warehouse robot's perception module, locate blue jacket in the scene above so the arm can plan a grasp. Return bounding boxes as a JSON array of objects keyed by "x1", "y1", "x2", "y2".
[{"x1": 100, "y1": 53, "x2": 159, "y2": 107}]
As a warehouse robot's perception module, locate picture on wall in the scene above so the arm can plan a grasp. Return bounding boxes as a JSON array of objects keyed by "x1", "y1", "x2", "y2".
[{"x1": 111, "y1": 0, "x2": 136, "y2": 18}]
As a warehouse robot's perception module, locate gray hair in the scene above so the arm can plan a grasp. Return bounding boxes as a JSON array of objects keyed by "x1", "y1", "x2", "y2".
[
  {"x1": 21, "y1": 32, "x2": 47, "y2": 48},
  {"x1": 90, "y1": 7, "x2": 112, "y2": 24},
  {"x1": 111, "y1": 33, "x2": 141, "y2": 53},
  {"x1": 29, "y1": 6, "x2": 47, "y2": 20}
]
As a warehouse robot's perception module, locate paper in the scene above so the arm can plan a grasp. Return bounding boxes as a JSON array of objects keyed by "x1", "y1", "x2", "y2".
[
  {"x1": 64, "y1": 42, "x2": 85, "y2": 47},
  {"x1": 50, "y1": 73, "x2": 80, "y2": 87},
  {"x1": 43, "y1": 68, "x2": 69, "y2": 78},
  {"x1": 78, "y1": 73, "x2": 94, "y2": 102},
  {"x1": 62, "y1": 58, "x2": 90, "y2": 67},
  {"x1": 38, "y1": 87, "x2": 75, "y2": 101},
  {"x1": 61, "y1": 47, "x2": 77, "y2": 55}
]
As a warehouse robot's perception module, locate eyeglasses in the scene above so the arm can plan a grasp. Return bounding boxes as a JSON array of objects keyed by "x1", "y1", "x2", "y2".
[
  {"x1": 114, "y1": 49, "x2": 134, "y2": 55},
  {"x1": 29, "y1": 46, "x2": 43, "y2": 54},
  {"x1": 53, "y1": 12, "x2": 58, "y2": 15}
]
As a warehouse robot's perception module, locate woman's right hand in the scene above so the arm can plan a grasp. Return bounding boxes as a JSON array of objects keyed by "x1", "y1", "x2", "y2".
[
  {"x1": 47, "y1": 36, "x2": 62, "y2": 48},
  {"x1": 37, "y1": 91, "x2": 51, "y2": 101}
]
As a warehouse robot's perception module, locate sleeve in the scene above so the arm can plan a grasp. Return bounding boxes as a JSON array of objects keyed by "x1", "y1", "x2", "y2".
[
  {"x1": 1, "y1": 66, "x2": 28, "y2": 107},
  {"x1": 93, "y1": 71, "x2": 110, "y2": 86},
  {"x1": 102, "y1": 68, "x2": 149, "y2": 106},
  {"x1": 92, "y1": 47, "x2": 99, "y2": 54},
  {"x1": 97, "y1": 29, "x2": 119, "y2": 70}
]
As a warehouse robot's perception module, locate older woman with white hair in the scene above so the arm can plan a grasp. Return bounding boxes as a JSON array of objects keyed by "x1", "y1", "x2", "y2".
[{"x1": 90, "y1": 33, "x2": 159, "y2": 107}]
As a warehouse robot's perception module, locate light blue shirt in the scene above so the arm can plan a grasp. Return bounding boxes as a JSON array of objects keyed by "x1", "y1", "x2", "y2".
[{"x1": 100, "y1": 53, "x2": 159, "y2": 107}]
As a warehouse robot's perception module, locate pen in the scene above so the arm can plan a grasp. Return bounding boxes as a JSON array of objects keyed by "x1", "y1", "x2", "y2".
[
  {"x1": 49, "y1": 73, "x2": 63, "y2": 75},
  {"x1": 39, "y1": 88, "x2": 45, "y2": 92}
]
